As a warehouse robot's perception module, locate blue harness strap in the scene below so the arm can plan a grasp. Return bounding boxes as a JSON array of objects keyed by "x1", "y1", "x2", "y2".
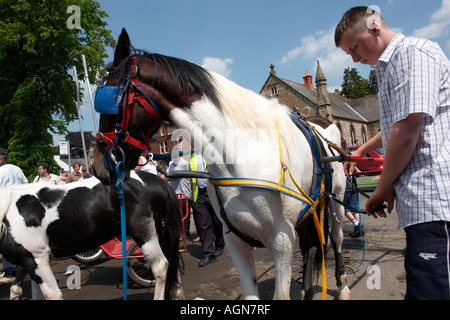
[
  {"x1": 115, "y1": 161, "x2": 128, "y2": 300},
  {"x1": 290, "y1": 113, "x2": 333, "y2": 227}
]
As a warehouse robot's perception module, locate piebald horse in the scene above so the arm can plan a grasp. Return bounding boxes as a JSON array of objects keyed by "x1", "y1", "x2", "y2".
[
  {"x1": 92, "y1": 28, "x2": 350, "y2": 300},
  {"x1": 0, "y1": 171, "x2": 184, "y2": 300}
]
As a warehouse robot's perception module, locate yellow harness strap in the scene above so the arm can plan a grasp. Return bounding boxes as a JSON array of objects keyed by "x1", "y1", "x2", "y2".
[{"x1": 275, "y1": 120, "x2": 327, "y2": 300}]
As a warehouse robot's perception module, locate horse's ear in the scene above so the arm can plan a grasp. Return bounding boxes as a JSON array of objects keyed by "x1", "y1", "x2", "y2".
[{"x1": 113, "y1": 28, "x2": 131, "y2": 66}]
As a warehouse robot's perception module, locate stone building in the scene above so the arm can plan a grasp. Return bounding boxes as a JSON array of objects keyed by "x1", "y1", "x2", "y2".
[{"x1": 259, "y1": 61, "x2": 380, "y2": 148}]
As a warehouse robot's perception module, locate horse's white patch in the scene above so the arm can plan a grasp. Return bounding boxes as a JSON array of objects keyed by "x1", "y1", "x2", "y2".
[
  {"x1": 2, "y1": 178, "x2": 102, "y2": 255},
  {"x1": 130, "y1": 170, "x2": 145, "y2": 185}
]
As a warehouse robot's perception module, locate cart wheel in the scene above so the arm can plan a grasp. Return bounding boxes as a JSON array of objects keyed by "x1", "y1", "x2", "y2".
[
  {"x1": 127, "y1": 242, "x2": 155, "y2": 287},
  {"x1": 72, "y1": 247, "x2": 104, "y2": 264}
]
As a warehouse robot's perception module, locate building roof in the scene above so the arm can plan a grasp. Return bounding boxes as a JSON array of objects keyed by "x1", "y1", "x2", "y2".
[
  {"x1": 270, "y1": 75, "x2": 369, "y2": 122},
  {"x1": 345, "y1": 94, "x2": 380, "y2": 122}
]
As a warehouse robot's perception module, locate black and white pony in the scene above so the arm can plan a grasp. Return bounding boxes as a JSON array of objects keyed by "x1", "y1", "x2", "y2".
[
  {"x1": 0, "y1": 171, "x2": 184, "y2": 300},
  {"x1": 92, "y1": 29, "x2": 350, "y2": 300}
]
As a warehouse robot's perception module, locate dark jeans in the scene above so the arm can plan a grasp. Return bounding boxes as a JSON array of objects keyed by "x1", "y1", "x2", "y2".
[{"x1": 2, "y1": 257, "x2": 18, "y2": 278}]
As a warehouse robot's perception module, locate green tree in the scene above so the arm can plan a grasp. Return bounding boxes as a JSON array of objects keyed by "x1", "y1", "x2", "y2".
[
  {"x1": 341, "y1": 67, "x2": 370, "y2": 99},
  {"x1": 368, "y1": 69, "x2": 378, "y2": 95},
  {"x1": 0, "y1": 0, "x2": 115, "y2": 178}
]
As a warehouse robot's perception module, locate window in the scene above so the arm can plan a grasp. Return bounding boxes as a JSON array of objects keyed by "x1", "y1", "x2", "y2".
[
  {"x1": 350, "y1": 125, "x2": 356, "y2": 145},
  {"x1": 269, "y1": 85, "x2": 278, "y2": 98},
  {"x1": 361, "y1": 126, "x2": 367, "y2": 143},
  {"x1": 159, "y1": 141, "x2": 168, "y2": 153}
]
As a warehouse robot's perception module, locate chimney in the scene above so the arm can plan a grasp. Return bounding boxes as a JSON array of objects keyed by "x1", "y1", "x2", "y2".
[{"x1": 303, "y1": 70, "x2": 313, "y2": 89}]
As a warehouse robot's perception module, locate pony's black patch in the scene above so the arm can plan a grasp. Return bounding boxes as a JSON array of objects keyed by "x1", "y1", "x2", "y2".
[
  {"x1": 37, "y1": 188, "x2": 65, "y2": 208},
  {"x1": 16, "y1": 195, "x2": 46, "y2": 227}
]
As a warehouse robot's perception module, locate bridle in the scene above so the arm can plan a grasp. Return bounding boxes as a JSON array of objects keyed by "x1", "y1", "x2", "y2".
[{"x1": 95, "y1": 55, "x2": 164, "y2": 171}]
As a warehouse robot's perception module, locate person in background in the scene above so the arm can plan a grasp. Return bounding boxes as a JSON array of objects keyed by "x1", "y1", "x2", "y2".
[
  {"x1": 134, "y1": 150, "x2": 157, "y2": 175},
  {"x1": 167, "y1": 148, "x2": 192, "y2": 239},
  {"x1": 33, "y1": 162, "x2": 59, "y2": 185},
  {"x1": 58, "y1": 171, "x2": 68, "y2": 184},
  {"x1": 66, "y1": 162, "x2": 82, "y2": 183},
  {"x1": 190, "y1": 151, "x2": 224, "y2": 267},
  {"x1": 0, "y1": 148, "x2": 27, "y2": 286}
]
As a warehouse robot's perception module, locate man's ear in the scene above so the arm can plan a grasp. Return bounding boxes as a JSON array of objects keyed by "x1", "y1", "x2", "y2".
[{"x1": 367, "y1": 18, "x2": 381, "y2": 37}]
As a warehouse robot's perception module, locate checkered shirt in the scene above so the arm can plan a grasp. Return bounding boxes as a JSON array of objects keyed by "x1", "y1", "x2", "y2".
[{"x1": 374, "y1": 33, "x2": 450, "y2": 228}]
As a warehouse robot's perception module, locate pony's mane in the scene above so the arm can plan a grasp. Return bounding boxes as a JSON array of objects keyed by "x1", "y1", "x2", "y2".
[{"x1": 104, "y1": 49, "x2": 222, "y2": 109}]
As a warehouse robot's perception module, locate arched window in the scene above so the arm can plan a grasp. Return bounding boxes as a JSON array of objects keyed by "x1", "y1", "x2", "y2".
[
  {"x1": 350, "y1": 124, "x2": 356, "y2": 145},
  {"x1": 361, "y1": 126, "x2": 367, "y2": 144}
]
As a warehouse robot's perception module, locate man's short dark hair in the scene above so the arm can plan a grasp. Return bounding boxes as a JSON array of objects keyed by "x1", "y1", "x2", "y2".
[
  {"x1": 37, "y1": 162, "x2": 50, "y2": 171},
  {"x1": 334, "y1": 6, "x2": 385, "y2": 47}
]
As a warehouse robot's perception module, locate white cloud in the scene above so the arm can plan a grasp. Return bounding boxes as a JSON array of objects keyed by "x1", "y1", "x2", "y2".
[
  {"x1": 413, "y1": 0, "x2": 450, "y2": 39},
  {"x1": 280, "y1": 27, "x2": 356, "y2": 83},
  {"x1": 281, "y1": 28, "x2": 335, "y2": 64},
  {"x1": 201, "y1": 57, "x2": 233, "y2": 78}
]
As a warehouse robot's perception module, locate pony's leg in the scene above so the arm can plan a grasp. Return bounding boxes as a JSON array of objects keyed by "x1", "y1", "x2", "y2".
[
  {"x1": 9, "y1": 267, "x2": 26, "y2": 300},
  {"x1": 140, "y1": 237, "x2": 169, "y2": 300},
  {"x1": 170, "y1": 270, "x2": 185, "y2": 300},
  {"x1": 268, "y1": 226, "x2": 295, "y2": 300},
  {"x1": 33, "y1": 257, "x2": 63, "y2": 300},
  {"x1": 224, "y1": 230, "x2": 259, "y2": 299},
  {"x1": 329, "y1": 211, "x2": 351, "y2": 300}
]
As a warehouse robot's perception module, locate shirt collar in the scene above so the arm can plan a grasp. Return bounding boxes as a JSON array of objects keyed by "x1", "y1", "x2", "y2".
[{"x1": 376, "y1": 33, "x2": 405, "y2": 65}]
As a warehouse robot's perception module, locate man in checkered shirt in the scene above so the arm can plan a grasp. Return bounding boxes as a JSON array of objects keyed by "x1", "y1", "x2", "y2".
[{"x1": 335, "y1": 6, "x2": 450, "y2": 299}]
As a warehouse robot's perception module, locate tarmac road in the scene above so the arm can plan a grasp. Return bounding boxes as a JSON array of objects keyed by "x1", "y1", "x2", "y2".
[{"x1": 0, "y1": 193, "x2": 406, "y2": 301}]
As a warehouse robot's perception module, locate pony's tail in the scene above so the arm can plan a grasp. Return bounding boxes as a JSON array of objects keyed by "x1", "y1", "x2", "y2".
[{"x1": 160, "y1": 187, "x2": 182, "y2": 300}]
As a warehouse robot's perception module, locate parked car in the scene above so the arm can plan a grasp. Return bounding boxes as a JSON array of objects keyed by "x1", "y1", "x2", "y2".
[{"x1": 345, "y1": 145, "x2": 384, "y2": 172}]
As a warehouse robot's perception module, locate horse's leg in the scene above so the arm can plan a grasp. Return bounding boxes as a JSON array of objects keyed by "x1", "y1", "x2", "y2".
[
  {"x1": 140, "y1": 237, "x2": 169, "y2": 300},
  {"x1": 33, "y1": 257, "x2": 62, "y2": 300},
  {"x1": 224, "y1": 230, "x2": 259, "y2": 299},
  {"x1": 9, "y1": 267, "x2": 26, "y2": 300},
  {"x1": 268, "y1": 224, "x2": 295, "y2": 300},
  {"x1": 329, "y1": 209, "x2": 351, "y2": 300},
  {"x1": 170, "y1": 269, "x2": 185, "y2": 300},
  {"x1": 301, "y1": 246, "x2": 317, "y2": 300}
]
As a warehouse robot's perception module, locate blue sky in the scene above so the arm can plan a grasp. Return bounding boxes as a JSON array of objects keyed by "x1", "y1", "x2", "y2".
[{"x1": 62, "y1": 0, "x2": 450, "y2": 142}]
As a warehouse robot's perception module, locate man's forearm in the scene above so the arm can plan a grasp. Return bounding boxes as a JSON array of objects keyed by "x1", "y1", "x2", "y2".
[{"x1": 378, "y1": 114, "x2": 421, "y2": 189}]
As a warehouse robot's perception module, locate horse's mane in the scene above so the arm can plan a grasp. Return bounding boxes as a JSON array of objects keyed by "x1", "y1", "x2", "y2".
[{"x1": 103, "y1": 49, "x2": 222, "y2": 109}]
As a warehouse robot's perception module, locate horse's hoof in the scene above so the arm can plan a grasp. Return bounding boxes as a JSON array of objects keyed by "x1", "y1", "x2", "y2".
[{"x1": 338, "y1": 289, "x2": 351, "y2": 300}]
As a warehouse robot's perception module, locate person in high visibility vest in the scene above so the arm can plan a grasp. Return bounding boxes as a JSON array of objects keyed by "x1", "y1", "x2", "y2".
[{"x1": 190, "y1": 151, "x2": 225, "y2": 267}]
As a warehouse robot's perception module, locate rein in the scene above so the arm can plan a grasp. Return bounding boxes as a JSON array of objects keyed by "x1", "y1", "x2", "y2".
[{"x1": 114, "y1": 161, "x2": 128, "y2": 300}]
